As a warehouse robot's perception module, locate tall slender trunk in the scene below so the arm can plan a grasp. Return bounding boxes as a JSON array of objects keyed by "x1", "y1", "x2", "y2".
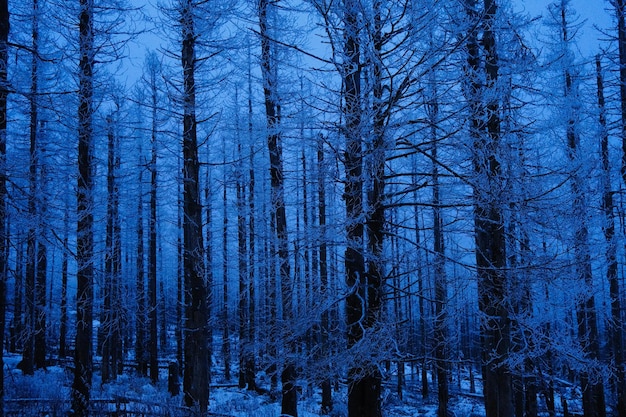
[
  {"x1": 149, "y1": 78, "x2": 159, "y2": 383},
  {"x1": 342, "y1": 1, "x2": 382, "y2": 416},
  {"x1": 102, "y1": 115, "x2": 120, "y2": 383},
  {"x1": 560, "y1": 6, "x2": 605, "y2": 416},
  {"x1": 596, "y1": 55, "x2": 625, "y2": 417},
  {"x1": 11, "y1": 240, "x2": 23, "y2": 354},
  {"x1": 616, "y1": 0, "x2": 626, "y2": 187},
  {"x1": 136, "y1": 136, "x2": 147, "y2": 376},
  {"x1": 203, "y1": 145, "x2": 213, "y2": 378},
  {"x1": 428, "y1": 71, "x2": 449, "y2": 417},
  {"x1": 72, "y1": 0, "x2": 95, "y2": 415},
  {"x1": 222, "y1": 163, "x2": 231, "y2": 381},
  {"x1": 245, "y1": 60, "x2": 256, "y2": 392},
  {"x1": 60, "y1": 211, "x2": 69, "y2": 359},
  {"x1": 24, "y1": 0, "x2": 41, "y2": 375},
  {"x1": 465, "y1": 1, "x2": 514, "y2": 415},
  {"x1": 237, "y1": 138, "x2": 248, "y2": 389},
  {"x1": 318, "y1": 138, "x2": 332, "y2": 414},
  {"x1": 0, "y1": 3, "x2": 8, "y2": 414},
  {"x1": 181, "y1": 1, "x2": 209, "y2": 411},
  {"x1": 258, "y1": 1, "x2": 296, "y2": 414}
]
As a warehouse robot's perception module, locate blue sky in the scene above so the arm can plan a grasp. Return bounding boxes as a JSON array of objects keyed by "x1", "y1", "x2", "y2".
[{"x1": 517, "y1": 0, "x2": 613, "y2": 56}]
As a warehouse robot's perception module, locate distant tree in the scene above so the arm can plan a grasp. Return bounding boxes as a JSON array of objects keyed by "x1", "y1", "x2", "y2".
[
  {"x1": 596, "y1": 54, "x2": 625, "y2": 417},
  {"x1": 147, "y1": 53, "x2": 160, "y2": 385},
  {"x1": 101, "y1": 113, "x2": 122, "y2": 383},
  {"x1": 0, "y1": 1, "x2": 8, "y2": 415},
  {"x1": 553, "y1": 2, "x2": 605, "y2": 415}
]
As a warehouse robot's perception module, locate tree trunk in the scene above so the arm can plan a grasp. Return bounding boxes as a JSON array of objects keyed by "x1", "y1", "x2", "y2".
[
  {"x1": 318, "y1": 138, "x2": 332, "y2": 414},
  {"x1": 258, "y1": 1, "x2": 297, "y2": 414},
  {"x1": 222, "y1": 167, "x2": 231, "y2": 381},
  {"x1": 149, "y1": 88, "x2": 158, "y2": 383},
  {"x1": 71, "y1": 0, "x2": 95, "y2": 414},
  {"x1": 181, "y1": 1, "x2": 210, "y2": 412},
  {"x1": 560, "y1": 6, "x2": 605, "y2": 416},
  {"x1": 102, "y1": 115, "x2": 120, "y2": 384},
  {"x1": 246, "y1": 73, "x2": 256, "y2": 392},
  {"x1": 60, "y1": 212, "x2": 68, "y2": 359},
  {"x1": 596, "y1": 55, "x2": 625, "y2": 417},
  {"x1": 237, "y1": 162, "x2": 247, "y2": 389},
  {"x1": 0, "y1": 1, "x2": 8, "y2": 414},
  {"x1": 23, "y1": 0, "x2": 42, "y2": 374},
  {"x1": 135, "y1": 131, "x2": 147, "y2": 376},
  {"x1": 465, "y1": 1, "x2": 514, "y2": 415},
  {"x1": 342, "y1": 1, "x2": 382, "y2": 416},
  {"x1": 428, "y1": 71, "x2": 449, "y2": 417},
  {"x1": 34, "y1": 240, "x2": 46, "y2": 369}
]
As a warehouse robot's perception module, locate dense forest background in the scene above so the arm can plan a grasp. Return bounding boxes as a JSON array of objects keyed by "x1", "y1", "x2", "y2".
[{"x1": 0, "y1": 0, "x2": 625, "y2": 416}]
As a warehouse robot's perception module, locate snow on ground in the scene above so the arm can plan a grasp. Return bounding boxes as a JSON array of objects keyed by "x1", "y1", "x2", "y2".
[{"x1": 3, "y1": 353, "x2": 487, "y2": 416}]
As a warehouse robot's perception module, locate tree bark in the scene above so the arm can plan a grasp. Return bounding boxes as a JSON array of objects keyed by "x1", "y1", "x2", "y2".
[
  {"x1": 181, "y1": 1, "x2": 210, "y2": 412},
  {"x1": 258, "y1": 1, "x2": 297, "y2": 414},
  {"x1": 0, "y1": 1, "x2": 8, "y2": 414},
  {"x1": 465, "y1": 0, "x2": 514, "y2": 415},
  {"x1": 559, "y1": 5, "x2": 605, "y2": 416},
  {"x1": 341, "y1": 1, "x2": 382, "y2": 416},
  {"x1": 72, "y1": 0, "x2": 95, "y2": 415},
  {"x1": 317, "y1": 138, "x2": 332, "y2": 414},
  {"x1": 222, "y1": 167, "x2": 231, "y2": 381},
  {"x1": 135, "y1": 134, "x2": 147, "y2": 376},
  {"x1": 596, "y1": 55, "x2": 625, "y2": 417},
  {"x1": 60, "y1": 212, "x2": 69, "y2": 359},
  {"x1": 149, "y1": 71, "x2": 159, "y2": 384}
]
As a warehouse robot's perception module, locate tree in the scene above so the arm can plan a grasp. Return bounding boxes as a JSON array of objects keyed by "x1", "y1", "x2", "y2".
[
  {"x1": 101, "y1": 113, "x2": 122, "y2": 383},
  {"x1": 71, "y1": 0, "x2": 95, "y2": 414},
  {"x1": 180, "y1": 0, "x2": 210, "y2": 411},
  {"x1": 465, "y1": 0, "x2": 514, "y2": 415},
  {"x1": 553, "y1": 2, "x2": 605, "y2": 415},
  {"x1": 258, "y1": 0, "x2": 297, "y2": 414},
  {"x1": 0, "y1": 1, "x2": 8, "y2": 415},
  {"x1": 596, "y1": 54, "x2": 625, "y2": 417},
  {"x1": 339, "y1": 1, "x2": 382, "y2": 415},
  {"x1": 148, "y1": 53, "x2": 159, "y2": 385}
]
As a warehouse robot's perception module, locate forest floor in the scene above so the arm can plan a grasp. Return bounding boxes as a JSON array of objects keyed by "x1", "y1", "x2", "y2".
[{"x1": 5, "y1": 351, "x2": 570, "y2": 416}]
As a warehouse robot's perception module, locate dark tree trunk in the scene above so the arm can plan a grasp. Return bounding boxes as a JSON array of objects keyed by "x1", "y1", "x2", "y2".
[
  {"x1": 135, "y1": 134, "x2": 147, "y2": 376},
  {"x1": 181, "y1": 1, "x2": 210, "y2": 412},
  {"x1": 203, "y1": 146, "x2": 213, "y2": 378},
  {"x1": 23, "y1": 0, "x2": 41, "y2": 374},
  {"x1": 0, "y1": 1, "x2": 8, "y2": 414},
  {"x1": 617, "y1": 0, "x2": 626, "y2": 189},
  {"x1": 222, "y1": 170, "x2": 231, "y2": 381},
  {"x1": 235, "y1": 117, "x2": 248, "y2": 389},
  {"x1": 11, "y1": 241, "x2": 23, "y2": 354},
  {"x1": 102, "y1": 116, "x2": 120, "y2": 383},
  {"x1": 149, "y1": 91, "x2": 158, "y2": 383},
  {"x1": 258, "y1": 1, "x2": 297, "y2": 414},
  {"x1": 71, "y1": 0, "x2": 95, "y2": 415},
  {"x1": 237, "y1": 139, "x2": 248, "y2": 389},
  {"x1": 34, "y1": 241, "x2": 46, "y2": 369},
  {"x1": 465, "y1": 1, "x2": 514, "y2": 416},
  {"x1": 559, "y1": 6, "x2": 605, "y2": 417},
  {"x1": 342, "y1": 2, "x2": 382, "y2": 416},
  {"x1": 596, "y1": 55, "x2": 625, "y2": 417},
  {"x1": 245, "y1": 77, "x2": 256, "y2": 392},
  {"x1": 318, "y1": 138, "x2": 332, "y2": 414},
  {"x1": 59, "y1": 212, "x2": 69, "y2": 359},
  {"x1": 428, "y1": 72, "x2": 449, "y2": 417},
  {"x1": 176, "y1": 154, "x2": 183, "y2": 376}
]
